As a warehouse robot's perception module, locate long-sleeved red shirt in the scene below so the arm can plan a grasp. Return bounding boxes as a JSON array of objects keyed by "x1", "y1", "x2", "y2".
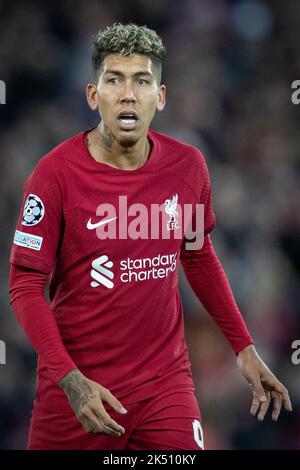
[{"x1": 9, "y1": 128, "x2": 253, "y2": 413}]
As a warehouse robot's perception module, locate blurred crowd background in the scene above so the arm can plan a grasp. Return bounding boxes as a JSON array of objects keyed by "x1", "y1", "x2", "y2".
[{"x1": 0, "y1": 0, "x2": 299, "y2": 450}]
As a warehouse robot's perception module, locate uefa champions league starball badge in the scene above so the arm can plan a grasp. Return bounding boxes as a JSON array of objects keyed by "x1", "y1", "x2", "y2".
[{"x1": 22, "y1": 194, "x2": 45, "y2": 226}]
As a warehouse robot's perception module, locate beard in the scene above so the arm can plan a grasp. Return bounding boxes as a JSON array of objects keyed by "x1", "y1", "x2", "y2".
[
  {"x1": 100, "y1": 122, "x2": 140, "y2": 150},
  {"x1": 117, "y1": 135, "x2": 138, "y2": 148}
]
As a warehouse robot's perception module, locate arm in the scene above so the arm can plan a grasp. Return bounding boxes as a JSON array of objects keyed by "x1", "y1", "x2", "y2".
[
  {"x1": 10, "y1": 160, "x2": 127, "y2": 436},
  {"x1": 180, "y1": 234, "x2": 253, "y2": 354},
  {"x1": 180, "y1": 234, "x2": 292, "y2": 420},
  {"x1": 9, "y1": 263, "x2": 77, "y2": 383},
  {"x1": 9, "y1": 264, "x2": 127, "y2": 436}
]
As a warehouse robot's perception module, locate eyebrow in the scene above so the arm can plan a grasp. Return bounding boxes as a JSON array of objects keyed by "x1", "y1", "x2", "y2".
[{"x1": 103, "y1": 70, "x2": 153, "y2": 78}]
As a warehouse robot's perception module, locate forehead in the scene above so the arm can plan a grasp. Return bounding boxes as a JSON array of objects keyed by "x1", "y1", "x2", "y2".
[{"x1": 102, "y1": 53, "x2": 154, "y2": 75}]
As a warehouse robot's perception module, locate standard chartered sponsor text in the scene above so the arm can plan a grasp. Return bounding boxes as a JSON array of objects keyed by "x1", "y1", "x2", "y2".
[{"x1": 120, "y1": 253, "x2": 177, "y2": 283}]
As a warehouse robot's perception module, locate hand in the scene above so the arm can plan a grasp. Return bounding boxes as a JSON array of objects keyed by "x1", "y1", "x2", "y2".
[
  {"x1": 237, "y1": 345, "x2": 292, "y2": 421},
  {"x1": 59, "y1": 369, "x2": 127, "y2": 436}
]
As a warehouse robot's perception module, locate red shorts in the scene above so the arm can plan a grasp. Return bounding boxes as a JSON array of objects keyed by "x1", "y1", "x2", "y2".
[{"x1": 28, "y1": 388, "x2": 204, "y2": 450}]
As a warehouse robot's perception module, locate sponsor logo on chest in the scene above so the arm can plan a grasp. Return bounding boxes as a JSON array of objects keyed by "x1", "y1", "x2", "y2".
[{"x1": 86, "y1": 193, "x2": 205, "y2": 289}]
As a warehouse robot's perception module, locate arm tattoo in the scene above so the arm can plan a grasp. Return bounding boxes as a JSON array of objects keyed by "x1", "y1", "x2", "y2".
[{"x1": 59, "y1": 369, "x2": 96, "y2": 414}]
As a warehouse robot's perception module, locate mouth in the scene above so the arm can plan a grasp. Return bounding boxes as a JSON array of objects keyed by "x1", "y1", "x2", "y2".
[{"x1": 117, "y1": 112, "x2": 138, "y2": 130}]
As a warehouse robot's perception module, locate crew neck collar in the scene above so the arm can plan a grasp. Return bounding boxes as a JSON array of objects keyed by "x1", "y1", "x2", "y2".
[{"x1": 81, "y1": 127, "x2": 158, "y2": 174}]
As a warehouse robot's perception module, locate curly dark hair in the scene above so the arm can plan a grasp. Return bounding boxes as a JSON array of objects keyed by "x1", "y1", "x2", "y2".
[{"x1": 91, "y1": 23, "x2": 166, "y2": 84}]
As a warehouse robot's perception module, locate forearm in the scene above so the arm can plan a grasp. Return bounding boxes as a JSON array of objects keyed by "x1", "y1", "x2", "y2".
[
  {"x1": 181, "y1": 235, "x2": 253, "y2": 354},
  {"x1": 9, "y1": 263, "x2": 77, "y2": 384}
]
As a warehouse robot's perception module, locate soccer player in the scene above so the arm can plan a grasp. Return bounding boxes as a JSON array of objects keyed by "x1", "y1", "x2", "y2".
[{"x1": 9, "y1": 23, "x2": 292, "y2": 450}]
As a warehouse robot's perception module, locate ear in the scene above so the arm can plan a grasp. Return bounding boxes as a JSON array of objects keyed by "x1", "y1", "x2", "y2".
[
  {"x1": 86, "y1": 83, "x2": 98, "y2": 111},
  {"x1": 156, "y1": 84, "x2": 166, "y2": 112}
]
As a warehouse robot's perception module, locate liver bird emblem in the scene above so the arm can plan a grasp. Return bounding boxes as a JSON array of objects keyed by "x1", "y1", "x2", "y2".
[{"x1": 164, "y1": 193, "x2": 178, "y2": 221}]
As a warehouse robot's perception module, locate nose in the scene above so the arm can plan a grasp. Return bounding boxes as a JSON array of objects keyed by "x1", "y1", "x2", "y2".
[{"x1": 120, "y1": 82, "x2": 137, "y2": 104}]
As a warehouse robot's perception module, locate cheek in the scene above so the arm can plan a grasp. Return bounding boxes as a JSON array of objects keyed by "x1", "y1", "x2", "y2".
[
  {"x1": 97, "y1": 89, "x2": 117, "y2": 107},
  {"x1": 141, "y1": 95, "x2": 159, "y2": 114},
  {"x1": 97, "y1": 98, "x2": 114, "y2": 118}
]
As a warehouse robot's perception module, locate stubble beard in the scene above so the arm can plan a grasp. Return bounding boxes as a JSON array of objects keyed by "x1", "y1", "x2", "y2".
[
  {"x1": 117, "y1": 136, "x2": 138, "y2": 148},
  {"x1": 101, "y1": 123, "x2": 138, "y2": 151}
]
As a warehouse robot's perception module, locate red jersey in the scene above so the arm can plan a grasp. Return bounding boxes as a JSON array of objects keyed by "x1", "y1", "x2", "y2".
[{"x1": 10, "y1": 128, "x2": 251, "y2": 418}]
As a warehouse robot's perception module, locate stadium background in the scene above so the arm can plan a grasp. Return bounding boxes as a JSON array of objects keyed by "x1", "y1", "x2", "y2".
[{"x1": 0, "y1": 0, "x2": 299, "y2": 449}]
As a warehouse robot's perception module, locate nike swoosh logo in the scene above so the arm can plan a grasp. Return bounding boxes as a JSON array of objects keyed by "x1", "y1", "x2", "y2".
[{"x1": 87, "y1": 216, "x2": 117, "y2": 230}]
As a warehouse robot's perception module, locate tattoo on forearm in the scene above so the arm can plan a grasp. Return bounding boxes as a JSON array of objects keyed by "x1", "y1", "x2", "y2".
[{"x1": 59, "y1": 369, "x2": 96, "y2": 414}]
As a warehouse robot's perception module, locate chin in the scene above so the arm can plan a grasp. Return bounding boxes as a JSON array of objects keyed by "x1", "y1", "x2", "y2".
[{"x1": 117, "y1": 135, "x2": 138, "y2": 148}]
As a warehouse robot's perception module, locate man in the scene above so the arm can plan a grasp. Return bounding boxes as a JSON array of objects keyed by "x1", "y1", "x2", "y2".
[{"x1": 9, "y1": 23, "x2": 291, "y2": 450}]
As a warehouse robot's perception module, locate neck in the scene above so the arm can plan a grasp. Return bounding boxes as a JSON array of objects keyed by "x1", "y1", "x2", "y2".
[{"x1": 87, "y1": 124, "x2": 150, "y2": 170}]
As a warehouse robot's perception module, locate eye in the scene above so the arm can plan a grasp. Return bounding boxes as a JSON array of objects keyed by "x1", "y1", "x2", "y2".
[
  {"x1": 108, "y1": 77, "x2": 120, "y2": 85},
  {"x1": 137, "y1": 78, "x2": 149, "y2": 85}
]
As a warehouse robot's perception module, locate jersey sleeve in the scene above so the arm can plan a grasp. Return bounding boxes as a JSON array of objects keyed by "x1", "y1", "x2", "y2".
[
  {"x1": 184, "y1": 148, "x2": 216, "y2": 247},
  {"x1": 198, "y1": 150, "x2": 216, "y2": 235},
  {"x1": 9, "y1": 263, "x2": 77, "y2": 385},
  {"x1": 180, "y1": 234, "x2": 254, "y2": 354},
  {"x1": 10, "y1": 158, "x2": 63, "y2": 274}
]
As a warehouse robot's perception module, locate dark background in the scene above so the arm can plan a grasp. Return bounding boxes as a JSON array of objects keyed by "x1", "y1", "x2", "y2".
[{"x1": 0, "y1": 0, "x2": 299, "y2": 449}]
